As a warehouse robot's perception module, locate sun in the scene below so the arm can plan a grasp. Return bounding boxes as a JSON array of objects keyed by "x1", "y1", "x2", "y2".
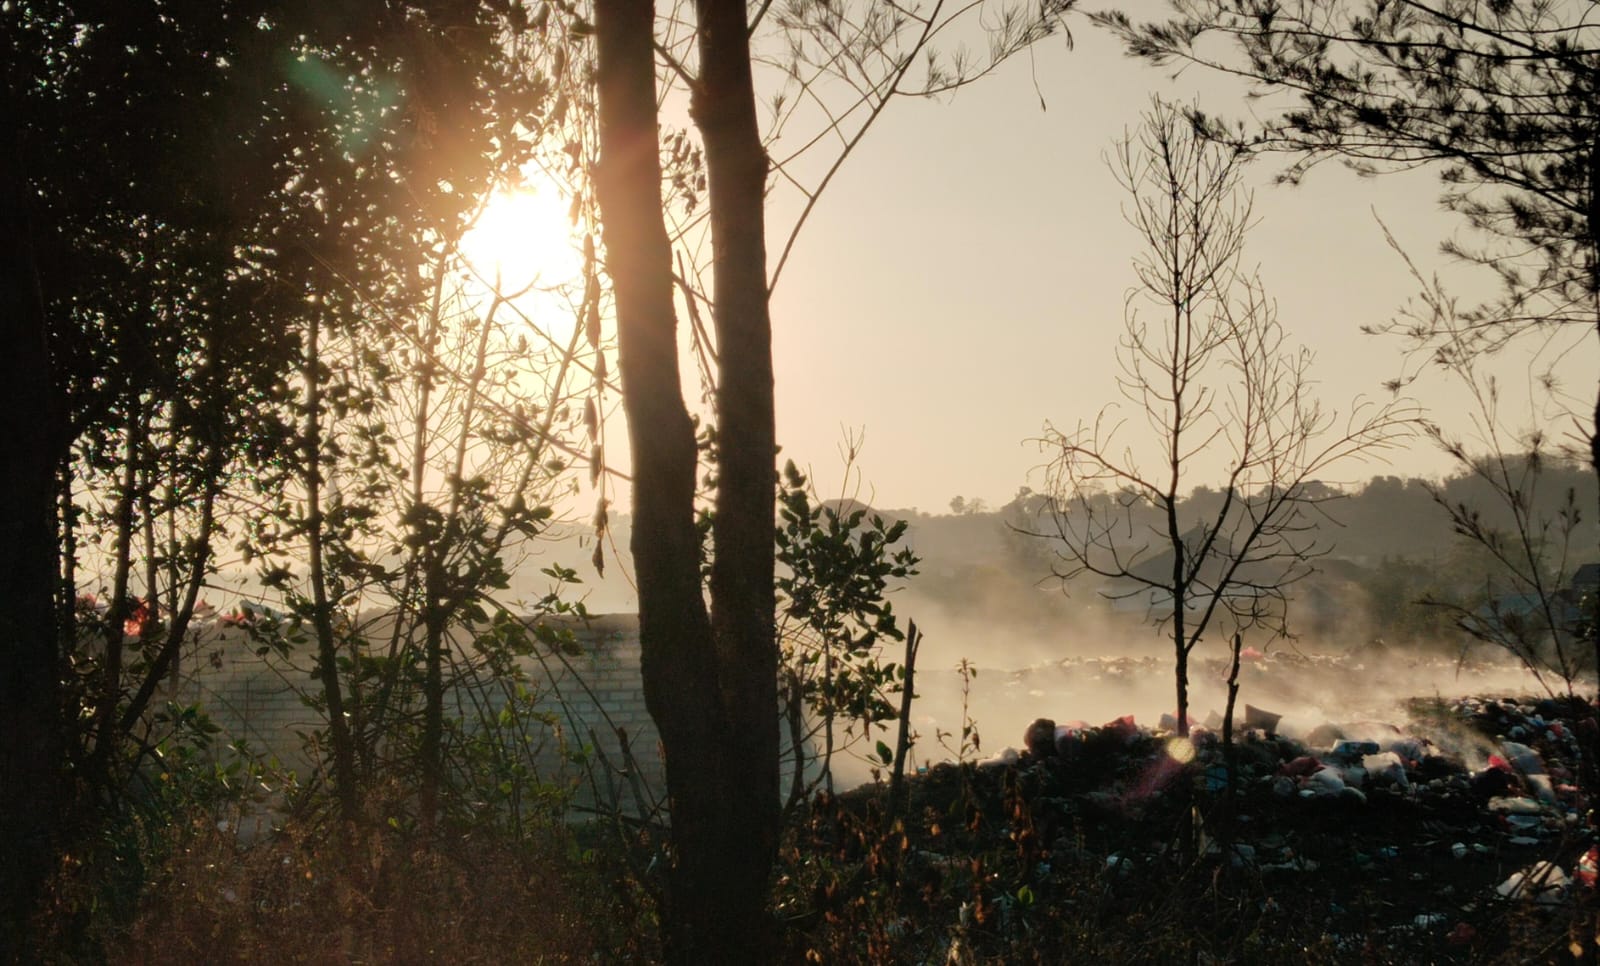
[{"x1": 459, "y1": 181, "x2": 585, "y2": 305}]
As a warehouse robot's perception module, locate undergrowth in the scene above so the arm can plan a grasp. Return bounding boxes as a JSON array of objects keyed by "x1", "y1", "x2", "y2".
[{"x1": 32, "y1": 705, "x2": 1600, "y2": 963}]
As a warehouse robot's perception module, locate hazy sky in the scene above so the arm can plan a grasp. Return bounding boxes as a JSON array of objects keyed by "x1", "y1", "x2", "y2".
[
  {"x1": 755, "y1": 19, "x2": 1594, "y2": 513},
  {"x1": 457, "y1": 8, "x2": 1600, "y2": 617},
  {"x1": 468, "y1": 11, "x2": 1595, "y2": 525}
]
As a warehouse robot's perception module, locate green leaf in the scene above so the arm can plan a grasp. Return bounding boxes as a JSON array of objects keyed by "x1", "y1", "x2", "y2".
[{"x1": 876, "y1": 740, "x2": 893, "y2": 764}]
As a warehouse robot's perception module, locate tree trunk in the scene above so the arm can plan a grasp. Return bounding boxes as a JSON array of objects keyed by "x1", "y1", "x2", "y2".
[
  {"x1": 889, "y1": 620, "x2": 923, "y2": 816},
  {"x1": 1579, "y1": 133, "x2": 1600, "y2": 795},
  {"x1": 89, "y1": 412, "x2": 142, "y2": 788},
  {"x1": 118, "y1": 465, "x2": 222, "y2": 736},
  {"x1": 593, "y1": 0, "x2": 778, "y2": 956},
  {"x1": 693, "y1": 0, "x2": 781, "y2": 880},
  {"x1": 418, "y1": 610, "x2": 447, "y2": 833},
  {"x1": 1169, "y1": 519, "x2": 1190, "y2": 738},
  {"x1": 0, "y1": 85, "x2": 65, "y2": 958},
  {"x1": 303, "y1": 305, "x2": 360, "y2": 829}
]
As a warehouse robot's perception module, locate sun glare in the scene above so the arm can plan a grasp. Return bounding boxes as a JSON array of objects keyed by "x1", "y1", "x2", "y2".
[{"x1": 459, "y1": 183, "x2": 585, "y2": 333}]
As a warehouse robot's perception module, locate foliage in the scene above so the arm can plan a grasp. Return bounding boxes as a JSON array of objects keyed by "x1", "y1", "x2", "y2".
[
  {"x1": 766, "y1": 747, "x2": 1446, "y2": 964},
  {"x1": 0, "y1": 10, "x2": 616, "y2": 956},
  {"x1": 34, "y1": 699, "x2": 289, "y2": 960},
  {"x1": 776, "y1": 458, "x2": 920, "y2": 808},
  {"x1": 20, "y1": 0, "x2": 571, "y2": 790},
  {"x1": 1351, "y1": 554, "x2": 1471, "y2": 644},
  {"x1": 1094, "y1": 0, "x2": 1600, "y2": 359},
  {"x1": 233, "y1": 231, "x2": 594, "y2": 825},
  {"x1": 1432, "y1": 409, "x2": 1595, "y2": 694},
  {"x1": 1090, "y1": 4, "x2": 1600, "y2": 706},
  {"x1": 1364, "y1": 234, "x2": 1600, "y2": 693},
  {"x1": 936, "y1": 658, "x2": 983, "y2": 767}
]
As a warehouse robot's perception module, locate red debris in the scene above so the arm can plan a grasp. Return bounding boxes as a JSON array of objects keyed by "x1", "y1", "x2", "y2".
[
  {"x1": 1279, "y1": 756, "x2": 1322, "y2": 778},
  {"x1": 1577, "y1": 847, "x2": 1599, "y2": 889},
  {"x1": 123, "y1": 598, "x2": 153, "y2": 638},
  {"x1": 1103, "y1": 715, "x2": 1138, "y2": 743}
]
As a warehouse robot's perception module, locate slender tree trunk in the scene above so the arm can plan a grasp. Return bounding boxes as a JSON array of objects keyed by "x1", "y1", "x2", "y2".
[
  {"x1": 95, "y1": 414, "x2": 141, "y2": 775},
  {"x1": 303, "y1": 305, "x2": 360, "y2": 828},
  {"x1": 1586, "y1": 134, "x2": 1600, "y2": 690},
  {"x1": 693, "y1": 0, "x2": 781, "y2": 866},
  {"x1": 419, "y1": 296, "x2": 497, "y2": 833},
  {"x1": 594, "y1": 0, "x2": 777, "y2": 955},
  {"x1": 0, "y1": 79, "x2": 65, "y2": 958},
  {"x1": 140, "y1": 456, "x2": 159, "y2": 644},
  {"x1": 889, "y1": 620, "x2": 923, "y2": 816},
  {"x1": 118, "y1": 454, "x2": 223, "y2": 734},
  {"x1": 693, "y1": 0, "x2": 781, "y2": 948},
  {"x1": 1169, "y1": 509, "x2": 1190, "y2": 737},
  {"x1": 58, "y1": 467, "x2": 78, "y2": 638},
  {"x1": 1219, "y1": 631, "x2": 1243, "y2": 853},
  {"x1": 418, "y1": 611, "x2": 447, "y2": 832},
  {"x1": 782, "y1": 669, "x2": 807, "y2": 812}
]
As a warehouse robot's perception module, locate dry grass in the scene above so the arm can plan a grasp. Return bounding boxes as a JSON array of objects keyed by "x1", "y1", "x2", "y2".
[{"x1": 38, "y1": 803, "x2": 647, "y2": 964}]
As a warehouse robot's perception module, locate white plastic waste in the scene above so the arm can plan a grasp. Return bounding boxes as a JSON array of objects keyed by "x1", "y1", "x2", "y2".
[
  {"x1": 977, "y1": 747, "x2": 1020, "y2": 770},
  {"x1": 1300, "y1": 766, "x2": 1346, "y2": 798},
  {"x1": 1362, "y1": 751, "x2": 1410, "y2": 788},
  {"x1": 1497, "y1": 861, "x2": 1569, "y2": 905}
]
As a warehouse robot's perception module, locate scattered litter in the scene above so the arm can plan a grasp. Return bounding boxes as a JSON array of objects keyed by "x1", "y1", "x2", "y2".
[
  {"x1": 1578, "y1": 848, "x2": 1600, "y2": 889},
  {"x1": 1362, "y1": 751, "x2": 1409, "y2": 788},
  {"x1": 1497, "y1": 861, "x2": 1569, "y2": 904},
  {"x1": 977, "y1": 747, "x2": 1020, "y2": 771},
  {"x1": 986, "y1": 667, "x2": 1597, "y2": 941},
  {"x1": 1328, "y1": 739, "x2": 1381, "y2": 761},
  {"x1": 1487, "y1": 796, "x2": 1543, "y2": 815},
  {"x1": 1243, "y1": 704, "x2": 1282, "y2": 732}
]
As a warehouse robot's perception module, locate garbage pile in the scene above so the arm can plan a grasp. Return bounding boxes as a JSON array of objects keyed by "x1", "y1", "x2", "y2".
[{"x1": 965, "y1": 691, "x2": 1600, "y2": 947}]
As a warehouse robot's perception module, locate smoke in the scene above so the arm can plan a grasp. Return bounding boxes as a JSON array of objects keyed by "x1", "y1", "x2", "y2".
[{"x1": 826, "y1": 575, "x2": 1554, "y2": 789}]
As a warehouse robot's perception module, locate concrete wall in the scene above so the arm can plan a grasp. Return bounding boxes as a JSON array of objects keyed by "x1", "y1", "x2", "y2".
[{"x1": 161, "y1": 612, "x2": 664, "y2": 816}]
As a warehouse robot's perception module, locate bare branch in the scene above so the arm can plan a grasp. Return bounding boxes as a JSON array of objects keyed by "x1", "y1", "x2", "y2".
[{"x1": 1031, "y1": 99, "x2": 1420, "y2": 734}]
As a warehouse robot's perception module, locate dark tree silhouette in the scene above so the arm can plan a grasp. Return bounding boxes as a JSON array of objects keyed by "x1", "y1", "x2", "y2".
[
  {"x1": 590, "y1": 0, "x2": 1071, "y2": 956},
  {"x1": 594, "y1": 0, "x2": 777, "y2": 956},
  {"x1": 1034, "y1": 100, "x2": 1417, "y2": 735},
  {"x1": 1094, "y1": 0, "x2": 1600, "y2": 552},
  {"x1": 1095, "y1": 0, "x2": 1598, "y2": 346},
  {"x1": 1, "y1": 3, "x2": 549, "y2": 944},
  {"x1": 1, "y1": 37, "x2": 64, "y2": 956}
]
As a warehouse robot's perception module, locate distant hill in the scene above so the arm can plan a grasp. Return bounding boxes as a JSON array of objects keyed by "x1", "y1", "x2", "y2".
[{"x1": 533, "y1": 457, "x2": 1596, "y2": 661}]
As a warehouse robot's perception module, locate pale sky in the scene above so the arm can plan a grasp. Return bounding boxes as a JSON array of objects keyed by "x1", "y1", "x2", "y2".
[
  {"x1": 447, "y1": 9, "x2": 1600, "y2": 613},
  {"x1": 759, "y1": 20, "x2": 1594, "y2": 513},
  {"x1": 469, "y1": 14, "x2": 1595, "y2": 525}
]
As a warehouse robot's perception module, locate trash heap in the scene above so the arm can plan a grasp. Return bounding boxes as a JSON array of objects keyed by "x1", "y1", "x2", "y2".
[{"x1": 957, "y1": 691, "x2": 1600, "y2": 954}]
